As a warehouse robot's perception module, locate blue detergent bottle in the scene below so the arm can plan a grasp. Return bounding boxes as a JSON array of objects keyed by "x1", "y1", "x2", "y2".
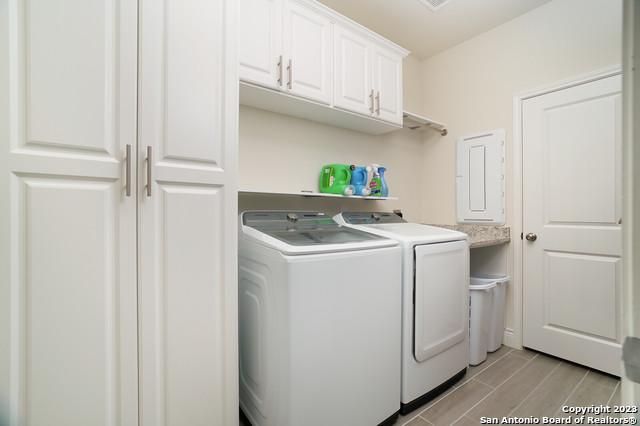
[
  {"x1": 379, "y1": 166, "x2": 389, "y2": 197},
  {"x1": 350, "y1": 166, "x2": 371, "y2": 196}
]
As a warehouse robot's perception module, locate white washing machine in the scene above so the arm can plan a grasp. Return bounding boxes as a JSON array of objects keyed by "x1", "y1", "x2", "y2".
[
  {"x1": 238, "y1": 211, "x2": 403, "y2": 426},
  {"x1": 334, "y1": 212, "x2": 469, "y2": 414}
]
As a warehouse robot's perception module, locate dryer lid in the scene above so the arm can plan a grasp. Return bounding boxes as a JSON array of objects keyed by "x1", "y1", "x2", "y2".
[{"x1": 335, "y1": 212, "x2": 468, "y2": 245}]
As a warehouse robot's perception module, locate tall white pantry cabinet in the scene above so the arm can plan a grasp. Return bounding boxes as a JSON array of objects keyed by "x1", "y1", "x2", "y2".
[{"x1": 0, "y1": 0, "x2": 239, "y2": 425}]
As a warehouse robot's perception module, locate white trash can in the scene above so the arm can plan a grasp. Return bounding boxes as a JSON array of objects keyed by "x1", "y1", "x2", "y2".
[
  {"x1": 487, "y1": 275, "x2": 510, "y2": 352},
  {"x1": 473, "y1": 274, "x2": 511, "y2": 351},
  {"x1": 469, "y1": 278, "x2": 497, "y2": 366}
]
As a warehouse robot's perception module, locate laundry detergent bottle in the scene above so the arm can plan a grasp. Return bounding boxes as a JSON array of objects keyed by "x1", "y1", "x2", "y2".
[
  {"x1": 319, "y1": 164, "x2": 354, "y2": 195},
  {"x1": 350, "y1": 166, "x2": 372, "y2": 196}
]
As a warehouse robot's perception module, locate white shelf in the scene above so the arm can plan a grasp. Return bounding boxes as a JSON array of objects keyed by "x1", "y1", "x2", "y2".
[
  {"x1": 403, "y1": 111, "x2": 447, "y2": 136},
  {"x1": 239, "y1": 189, "x2": 398, "y2": 201},
  {"x1": 240, "y1": 82, "x2": 402, "y2": 135}
]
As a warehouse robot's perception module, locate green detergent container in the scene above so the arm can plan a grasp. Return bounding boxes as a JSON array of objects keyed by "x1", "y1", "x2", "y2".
[{"x1": 319, "y1": 164, "x2": 354, "y2": 195}]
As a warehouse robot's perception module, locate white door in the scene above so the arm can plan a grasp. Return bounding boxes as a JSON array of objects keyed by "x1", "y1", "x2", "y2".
[
  {"x1": 372, "y1": 47, "x2": 403, "y2": 125},
  {"x1": 137, "y1": 0, "x2": 238, "y2": 425},
  {"x1": 0, "y1": 0, "x2": 139, "y2": 425},
  {"x1": 523, "y1": 74, "x2": 623, "y2": 375},
  {"x1": 414, "y1": 241, "x2": 469, "y2": 362},
  {"x1": 282, "y1": 0, "x2": 332, "y2": 104},
  {"x1": 239, "y1": 0, "x2": 283, "y2": 90},
  {"x1": 333, "y1": 25, "x2": 373, "y2": 116}
]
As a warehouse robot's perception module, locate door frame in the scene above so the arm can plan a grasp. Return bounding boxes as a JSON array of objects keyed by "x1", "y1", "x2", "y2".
[
  {"x1": 621, "y1": 0, "x2": 639, "y2": 406},
  {"x1": 509, "y1": 65, "x2": 622, "y2": 352}
]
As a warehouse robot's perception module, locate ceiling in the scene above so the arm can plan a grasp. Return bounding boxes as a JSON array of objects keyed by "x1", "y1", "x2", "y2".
[{"x1": 317, "y1": 0, "x2": 552, "y2": 59}]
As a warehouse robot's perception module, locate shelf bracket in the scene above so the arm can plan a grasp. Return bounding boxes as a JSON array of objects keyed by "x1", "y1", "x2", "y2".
[{"x1": 403, "y1": 111, "x2": 447, "y2": 136}]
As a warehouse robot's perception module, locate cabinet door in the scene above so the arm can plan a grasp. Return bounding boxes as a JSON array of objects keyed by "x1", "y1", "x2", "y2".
[
  {"x1": 283, "y1": 0, "x2": 332, "y2": 104},
  {"x1": 138, "y1": 0, "x2": 239, "y2": 426},
  {"x1": 372, "y1": 47, "x2": 403, "y2": 125},
  {"x1": 333, "y1": 25, "x2": 373, "y2": 116},
  {"x1": 0, "y1": 1, "x2": 139, "y2": 425},
  {"x1": 239, "y1": 0, "x2": 282, "y2": 89}
]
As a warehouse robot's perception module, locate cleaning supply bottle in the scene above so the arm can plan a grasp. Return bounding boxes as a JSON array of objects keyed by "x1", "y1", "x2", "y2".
[
  {"x1": 369, "y1": 164, "x2": 382, "y2": 197},
  {"x1": 364, "y1": 165, "x2": 373, "y2": 196},
  {"x1": 378, "y1": 166, "x2": 389, "y2": 197}
]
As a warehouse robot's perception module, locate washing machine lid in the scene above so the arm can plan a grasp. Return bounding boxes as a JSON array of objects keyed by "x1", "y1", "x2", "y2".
[
  {"x1": 335, "y1": 212, "x2": 468, "y2": 245},
  {"x1": 240, "y1": 211, "x2": 397, "y2": 255}
]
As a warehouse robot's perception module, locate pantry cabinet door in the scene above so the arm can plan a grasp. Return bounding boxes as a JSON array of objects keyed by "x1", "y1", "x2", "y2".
[
  {"x1": 137, "y1": 0, "x2": 239, "y2": 425},
  {"x1": 283, "y1": 0, "x2": 332, "y2": 104},
  {"x1": 0, "y1": 0, "x2": 139, "y2": 425},
  {"x1": 333, "y1": 25, "x2": 373, "y2": 116},
  {"x1": 372, "y1": 47, "x2": 403, "y2": 125},
  {"x1": 239, "y1": 0, "x2": 283, "y2": 89}
]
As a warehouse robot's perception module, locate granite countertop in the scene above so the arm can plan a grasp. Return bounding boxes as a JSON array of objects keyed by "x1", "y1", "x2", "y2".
[{"x1": 425, "y1": 224, "x2": 511, "y2": 248}]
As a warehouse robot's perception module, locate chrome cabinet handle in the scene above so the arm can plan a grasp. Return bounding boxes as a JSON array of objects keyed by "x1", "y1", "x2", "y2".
[
  {"x1": 369, "y1": 89, "x2": 374, "y2": 113},
  {"x1": 375, "y1": 91, "x2": 380, "y2": 115},
  {"x1": 525, "y1": 233, "x2": 537, "y2": 242},
  {"x1": 277, "y1": 55, "x2": 283, "y2": 86},
  {"x1": 146, "y1": 146, "x2": 152, "y2": 197},
  {"x1": 287, "y1": 58, "x2": 292, "y2": 89},
  {"x1": 125, "y1": 144, "x2": 132, "y2": 197}
]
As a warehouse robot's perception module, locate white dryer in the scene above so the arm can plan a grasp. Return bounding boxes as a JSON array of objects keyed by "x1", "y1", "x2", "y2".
[
  {"x1": 238, "y1": 211, "x2": 403, "y2": 426},
  {"x1": 334, "y1": 212, "x2": 469, "y2": 414}
]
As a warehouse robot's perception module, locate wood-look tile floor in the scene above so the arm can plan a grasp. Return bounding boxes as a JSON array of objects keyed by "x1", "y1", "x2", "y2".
[
  {"x1": 239, "y1": 346, "x2": 621, "y2": 426},
  {"x1": 396, "y1": 346, "x2": 620, "y2": 426}
]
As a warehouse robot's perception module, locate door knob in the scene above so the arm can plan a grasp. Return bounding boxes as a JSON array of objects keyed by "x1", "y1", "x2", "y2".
[{"x1": 525, "y1": 233, "x2": 537, "y2": 242}]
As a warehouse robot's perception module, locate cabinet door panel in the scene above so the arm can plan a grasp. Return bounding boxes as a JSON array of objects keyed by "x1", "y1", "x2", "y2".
[
  {"x1": 373, "y1": 48, "x2": 403, "y2": 125},
  {"x1": 283, "y1": 0, "x2": 332, "y2": 104},
  {"x1": 138, "y1": 0, "x2": 239, "y2": 425},
  {"x1": 239, "y1": 0, "x2": 282, "y2": 89},
  {"x1": 20, "y1": 178, "x2": 132, "y2": 426},
  {"x1": 333, "y1": 26, "x2": 372, "y2": 116},
  {"x1": 0, "y1": 1, "x2": 139, "y2": 425}
]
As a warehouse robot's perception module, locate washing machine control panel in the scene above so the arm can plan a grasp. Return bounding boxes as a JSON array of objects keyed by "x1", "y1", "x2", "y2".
[
  {"x1": 244, "y1": 211, "x2": 334, "y2": 228},
  {"x1": 242, "y1": 211, "x2": 387, "y2": 246}
]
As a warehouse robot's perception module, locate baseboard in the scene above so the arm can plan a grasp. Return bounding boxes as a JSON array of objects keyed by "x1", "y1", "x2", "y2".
[{"x1": 503, "y1": 328, "x2": 522, "y2": 349}]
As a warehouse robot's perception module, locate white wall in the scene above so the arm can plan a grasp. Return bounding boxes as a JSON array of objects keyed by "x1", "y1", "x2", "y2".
[
  {"x1": 238, "y1": 56, "x2": 425, "y2": 221},
  {"x1": 403, "y1": 54, "x2": 423, "y2": 113},
  {"x1": 418, "y1": 0, "x2": 623, "y2": 334}
]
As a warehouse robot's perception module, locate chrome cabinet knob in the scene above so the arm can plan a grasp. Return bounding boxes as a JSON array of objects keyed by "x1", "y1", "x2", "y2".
[{"x1": 525, "y1": 233, "x2": 537, "y2": 242}]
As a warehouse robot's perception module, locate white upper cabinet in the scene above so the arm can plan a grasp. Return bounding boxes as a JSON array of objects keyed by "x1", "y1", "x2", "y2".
[
  {"x1": 333, "y1": 24, "x2": 373, "y2": 116},
  {"x1": 372, "y1": 47, "x2": 403, "y2": 125},
  {"x1": 334, "y1": 30, "x2": 403, "y2": 125},
  {"x1": 239, "y1": 0, "x2": 283, "y2": 89},
  {"x1": 283, "y1": 0, "x2": 332, "y2": 104},
  {"x1": 239, "y1": 0, "x2": 409, "y2": 132}
]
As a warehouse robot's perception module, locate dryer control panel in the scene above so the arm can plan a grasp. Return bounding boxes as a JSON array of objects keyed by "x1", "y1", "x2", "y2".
[{"x1": 341, "y1": 211, "x2": 406, "y2": 225}]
